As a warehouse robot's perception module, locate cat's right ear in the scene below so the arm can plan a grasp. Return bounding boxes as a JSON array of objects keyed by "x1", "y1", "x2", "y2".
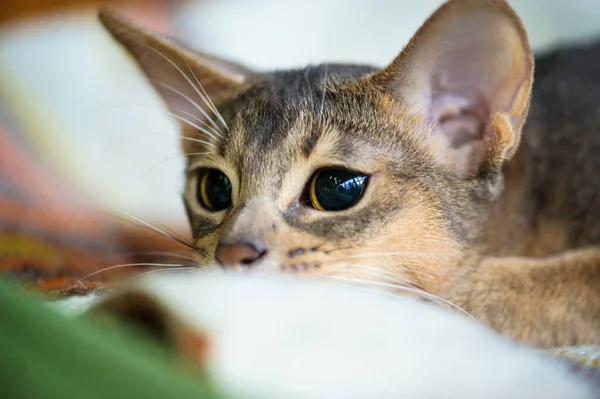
[
  {"x1": 98, "y1": 9, "x2": 252, "y2": 135},
  {"x1": 370, "y1": 0, "x2": 533, "y2": 178}
]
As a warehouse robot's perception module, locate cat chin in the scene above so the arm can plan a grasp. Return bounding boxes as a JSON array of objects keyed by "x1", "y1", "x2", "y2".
[{"x1": 56, "y1": 270, "x2": 598, "y2": 399}]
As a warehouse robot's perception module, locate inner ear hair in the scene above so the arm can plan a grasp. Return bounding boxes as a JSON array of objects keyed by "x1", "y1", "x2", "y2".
[{"x1": 98, "y1": 9, "x2": 254, "y2": 152}]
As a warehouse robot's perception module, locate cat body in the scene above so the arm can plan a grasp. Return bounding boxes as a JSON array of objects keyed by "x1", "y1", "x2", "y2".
[
  {"x1": 450, "y1": 40, "x2": 600, "y2": 345},
  {"x1": 486, "y1": 40, "x2": 600, "y2": 257},
  {"x1": 99, "y1": 0, "x2": 600, "y2": 347}
]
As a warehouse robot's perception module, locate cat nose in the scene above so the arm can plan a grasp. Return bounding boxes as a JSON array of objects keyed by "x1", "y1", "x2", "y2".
[{"x1": 215, "y1": 242, "x2": 266, "y2": 269}]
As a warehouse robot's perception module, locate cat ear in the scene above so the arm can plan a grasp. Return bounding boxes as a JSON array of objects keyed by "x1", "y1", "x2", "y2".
[
  {"x1": 98, "y1": 9, "x2": 252, "y2": 138},
  {"x1": 371, "y1": 0, "x2": 533, "y2": 177}
]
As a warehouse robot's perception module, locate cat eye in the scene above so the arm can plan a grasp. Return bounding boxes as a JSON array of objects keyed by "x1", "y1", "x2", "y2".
[
  {"x1": 197, "y1": 169, "x2": 232, "y2": 212},
  {"x1": 308, "y1": 169, "x2": 368, "y2": 211}
]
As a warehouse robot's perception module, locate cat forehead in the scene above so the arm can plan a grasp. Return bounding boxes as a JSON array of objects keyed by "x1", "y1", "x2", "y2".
[
  {"x1": 212, "y1": 64, "x2": 417, "y2": 169},
  {"x1": 224, "y1": 63, "x2": 378, "y2": 136},
  {"x1": 262, "y1": 64, "x2": 376, "y2": 97},
  {"x1": 184, "y1": 63, "x2": 429, "y2": 195}
]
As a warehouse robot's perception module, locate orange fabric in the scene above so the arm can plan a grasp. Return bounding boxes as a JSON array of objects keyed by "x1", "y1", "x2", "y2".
[
  {"x1": 0, "y1": 118, "x2": 192, "y2": 296},
  {"x1": 0, "y1": 3, "x2": 189, "y2": 296}
]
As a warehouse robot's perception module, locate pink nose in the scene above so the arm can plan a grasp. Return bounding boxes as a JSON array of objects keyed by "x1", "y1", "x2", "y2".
[{"x1": 215, "y1": 243, "x2": 265, "y2": 269}]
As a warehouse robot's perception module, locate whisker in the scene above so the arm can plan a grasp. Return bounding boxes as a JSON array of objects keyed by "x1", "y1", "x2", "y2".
[
  {"x1": 168, "y1": 112, "x2": 219, "y2": 142},
  {"x1": 74, "y1": 192, "x2": 172, "y2": 240},
  {"x1": 150, "y1": 79, "x2": 220, "y2": 134},
  {"x1": 90, "y1": 201, "x2": 201, "y2": 253},
  {"x1": 180, "y1": 136, "x2": 216, "y2": 148},
  {"x1": 128, "y1": 266, "x2": 196, "y2": 281},
  {"x1": 172, "y1": 108, "x2": 222, "y2": 139},
  {"x1": 89, "y1": 103, "x2": 220, "y2": 154},
  {"x1": 184, "y1": 58, "x2": 229, "y2": 131},
  {"x1": 183, "y1": 152, "x2": 212, "y2": 157},
  {"x1": 124, "y1": 38, "x2": 223, "y2": 133},
  {"x1": 77, "y1": 262, "x2": 188, "y2": 283},
  {"x1": 334, "y1": 263, "x2": 422, "y2": 289},
  {"x1": 164, "y1": 233, "x2": 202, "y2": 253},
  {"x1": 326, "y1": 276, "x2": 483, "y2": 327},
  {"x1": 105, "y1": 212, "x2": 196, "y2": 253},
  {"x1": 64, "y1": 174, "x2": 201, "y2": 255},
  {"x1": 107, "y1": 207, "x2": 190, "y2": 246},
  {"x1": 122, "y1": 251, "x2": 194, "y2": 261},
  {"x1": 159, "y1": 224, "x2": 200, "y2": 251}
]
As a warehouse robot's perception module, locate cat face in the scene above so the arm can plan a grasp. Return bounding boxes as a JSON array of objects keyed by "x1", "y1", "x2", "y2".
[
  {"x1": 100, "y1": 0, "x2": 533, "y2": 292},
  {"x1": 180, "y1": 66, "x2": 463, "y2": 290}
]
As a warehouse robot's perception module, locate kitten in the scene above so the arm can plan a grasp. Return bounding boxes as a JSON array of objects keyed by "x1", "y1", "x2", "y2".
[{"x1": 99, "y1": 0, "x2": 600, "y2": 347}]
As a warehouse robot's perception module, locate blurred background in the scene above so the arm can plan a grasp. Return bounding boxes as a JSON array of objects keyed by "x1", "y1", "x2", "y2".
[{"x1": 1, "y1": 0, "x2": 600, "y2": 224}]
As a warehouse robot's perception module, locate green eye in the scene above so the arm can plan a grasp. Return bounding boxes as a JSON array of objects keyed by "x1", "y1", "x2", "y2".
[
  {"x1": 308, "y1": 169, "x2": 368, "y2": 211},
  {"x1": 197, "y1": 169, "x2": 232, "y2": 211}
]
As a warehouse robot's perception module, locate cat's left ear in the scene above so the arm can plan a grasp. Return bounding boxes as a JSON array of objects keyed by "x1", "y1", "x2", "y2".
[
  {"x1": 99, "y1": 9, "x2": 252, "y2": 138},
  {"x1": 370, "y1": 0, "x2": 533, "y2": 177}
]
